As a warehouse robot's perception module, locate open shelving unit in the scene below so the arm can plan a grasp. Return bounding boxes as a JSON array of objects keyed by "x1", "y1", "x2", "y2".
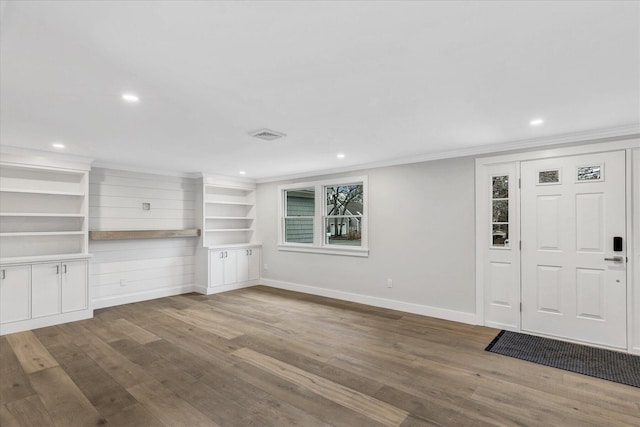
[
  {"x1": 202, "y1": 182, "x2": 256, "y2": 247},
  {"x1": 0, "y1": 160, "x2": 90, "y2": 262}
]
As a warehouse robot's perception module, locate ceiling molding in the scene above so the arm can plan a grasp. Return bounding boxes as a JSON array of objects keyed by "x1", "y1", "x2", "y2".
[
  {"x1": 0, "y1": 144, "x2": 95, "y2": 165},
  {"x1": 256, "y1": 125, "x2": 640, "y2": 184},
  {"x1": 91, "y1": 161, "x2": 201, "y2": 179}
]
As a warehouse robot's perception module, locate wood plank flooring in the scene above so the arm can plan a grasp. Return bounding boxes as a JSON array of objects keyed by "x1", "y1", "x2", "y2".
[{"x1": 1, "y1": 286, "x2": 639, "y2": 426}]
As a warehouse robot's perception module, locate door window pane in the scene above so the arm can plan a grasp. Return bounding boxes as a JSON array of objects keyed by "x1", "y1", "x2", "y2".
[
  {"x1": 577, "y1": 165, "x2": 601, "y2": 181},
  {"x1": 538, "y1": 169, "x2": 560, "y2": 184},
  {"x1": 492, "y1": 224, "x2": 509, "y2": 247},
  {"x1": 492, "y1": 176, "x2": 509, "y2": 198},
  {"x1": 491, "y1": 175, "x2": 509, "y2": 248},
  {"x1": 492, "y1": 200, "x2": 508, "y2": 222}
]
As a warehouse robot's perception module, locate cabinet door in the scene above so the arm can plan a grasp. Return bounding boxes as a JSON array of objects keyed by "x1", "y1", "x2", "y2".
[
  {"x1": 209, "y1": 250, "x2": 225, "y2": 287},
  {"x1": 236, "y1": 249, "x2": 250, "y2": 283},
  {"x1": 223, "y1": 250, "x2": 238, "y2": 284},
  {"x1": 248, "y1": 248, "x2": 260, "y2": 281},
  {"x1": 31, "y1": 263, "x2": 61, "y2": 318},
  {"x1": 61, "y1": 261, "x2": 87, "y2": 313},
  {"x1": 0, "y1": 265, "x2": 31, "y2": 323}
]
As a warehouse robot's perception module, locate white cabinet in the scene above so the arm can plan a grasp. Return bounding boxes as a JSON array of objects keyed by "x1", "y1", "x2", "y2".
[
  {"x1": 0, "y1": 258, "x2": 90, "y2": 335},
  {"x1": 207, "y1": 247, "x2": 260, "y2": 289},
  {"x1": 0, "y1": 265, "x2": 30, "y2": 323},
  {"x1": 31, "y1": 263, "x2": 61, "y2": 318},
  {"x1": 209, "y1": 249, "x2": 238, "y2": 287},
  {"x1": 247, "y1": 248, "x2": 260, "y2": 281},
  {"x1": 30, "y1": 260, "x2": 88, "y2": 318},
  {"x1": 61, "y1": 261, "x2": 88, "y2": 313}
]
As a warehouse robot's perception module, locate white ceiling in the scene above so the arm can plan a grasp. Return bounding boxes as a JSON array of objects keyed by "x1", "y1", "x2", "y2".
[{"x1": 1, "y1": 1, "x2": 638, "y2": 180}]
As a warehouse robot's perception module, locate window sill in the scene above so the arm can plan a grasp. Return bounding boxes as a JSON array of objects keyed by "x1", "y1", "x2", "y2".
[{"x1": 278, "y1": 244, "x2": 369, "y2": 257}]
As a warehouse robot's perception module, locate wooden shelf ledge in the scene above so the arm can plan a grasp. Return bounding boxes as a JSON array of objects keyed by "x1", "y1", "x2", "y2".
[{"x1": 89, "y1": 229, "x2": 201, "y2": 241}]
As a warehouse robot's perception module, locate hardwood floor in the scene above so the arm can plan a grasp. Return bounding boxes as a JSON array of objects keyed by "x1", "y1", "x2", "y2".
[{"x1": 1, "y1": 286, "x2": 639, "y2": 426}]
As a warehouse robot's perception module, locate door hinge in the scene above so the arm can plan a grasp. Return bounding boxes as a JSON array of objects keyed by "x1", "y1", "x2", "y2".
[
  {"x1": 520, "y1": 302, "x2": 522, "y2": 312},
  {"x1": 519, "y1": 240, "x2": 522, "y2": 250},
  {"x1": 518, "y1": 178, "x2": 521, "y2": 189}
]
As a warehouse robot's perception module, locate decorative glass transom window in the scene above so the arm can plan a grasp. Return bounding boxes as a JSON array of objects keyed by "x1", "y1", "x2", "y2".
[
  {"x1": 538, "y1": 169, "x2": 560, "y2": 185},
  {"x1": 279, "y1": 176, "x2": 368, "y2": 257},
  {"x1": 577, "y1": 165, "x2": 602, "y2": 182}
]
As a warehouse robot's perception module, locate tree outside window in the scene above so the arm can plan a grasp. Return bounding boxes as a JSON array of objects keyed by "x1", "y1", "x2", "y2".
[{"x1": 325, "y1": 184, "x2": 363, "y2": 246}]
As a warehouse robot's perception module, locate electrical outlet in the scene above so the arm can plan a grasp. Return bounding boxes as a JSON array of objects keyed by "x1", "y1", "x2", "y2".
[
  {"x1": 387, "y1": 278, "x2": 393, "y2": 288},
  {"x1": 264, "y1": 263, "x2": 269, "y2": 270}
]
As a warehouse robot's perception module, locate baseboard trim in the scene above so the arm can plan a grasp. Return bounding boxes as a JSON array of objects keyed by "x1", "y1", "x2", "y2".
[
  {"x1": 92, "y1": 284, "x2": 197, "y2": 309},
  {"x1": 1, "y1": 309, "x2": 93, "y2": 336},
  {"x1": 260, "y1": 278, "x2": 477, "y2": 325},
  {"x1": 193, "y1": 280, "x2": 259, "y2": 296}
]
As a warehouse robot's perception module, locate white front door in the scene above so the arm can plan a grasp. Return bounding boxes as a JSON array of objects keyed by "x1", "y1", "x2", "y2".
[{"x1": 521, "y1": 151, "x2": 627, "y2": 349}]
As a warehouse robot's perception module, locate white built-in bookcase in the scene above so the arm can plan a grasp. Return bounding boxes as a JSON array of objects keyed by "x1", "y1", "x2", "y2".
[
  {"x1": 0, "y1": 153, "x2": 92, "y2": 335},
  {"x1": 202, "y1": 181, "x2": 256, "y2": 248},
  {"x1": 0, "y1": 158, "x2": 89, "y2": 262},
  {"x1": 195, "y1": 176, "x2": 260, "y2": 295}
]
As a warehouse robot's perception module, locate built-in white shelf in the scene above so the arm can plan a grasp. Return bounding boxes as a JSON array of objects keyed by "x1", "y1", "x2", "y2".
[
  {"x1": 0, "y1": 155, "x2": 90, "y2": 261},
  {"x1": 0, "y1": 188, "x2": 85, "y2": 197},
  {"x1": 205, "y1": 216, "x2": 254, "y2": 220},
  {"x1": 205, "y1": 228, "x2": 254, "y2": 232},
  {"x1": 0, "y1": 231, "x2": 85, "y2": 237},
  {"x1": 199, "y1": 178, "x2": 257, "y2": 249},
  {"x1": 206, "y1": 243, "x2": 262, "y2": 250},
  {"x1": 0, "y1": 213, "x2": 85, "y2": 217},
  {"x1": 1, "y1": 253, "x2": 93, "y2": 265},
  {"x1": 205, "y1": 200, "x2": 253, "y2": 206}
]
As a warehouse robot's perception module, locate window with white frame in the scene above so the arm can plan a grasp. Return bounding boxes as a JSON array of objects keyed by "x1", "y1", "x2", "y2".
[{"x1": 279, "y1": 176, "x2": 368, "y2": 256}]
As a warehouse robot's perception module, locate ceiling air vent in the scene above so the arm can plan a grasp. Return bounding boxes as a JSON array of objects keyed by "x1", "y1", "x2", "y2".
[{"x1": 249, "y1": 128, "x2": 286, "y2": 141}]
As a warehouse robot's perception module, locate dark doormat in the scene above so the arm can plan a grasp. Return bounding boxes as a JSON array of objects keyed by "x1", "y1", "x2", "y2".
[{"x1": 485, "y1": 330, "x2": 640, "y2": 388}]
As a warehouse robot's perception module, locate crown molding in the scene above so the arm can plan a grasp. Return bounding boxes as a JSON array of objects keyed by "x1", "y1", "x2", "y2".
[
  {"x1": 91, "y1": 161, "x2": 201, "y2": 179},
  {"x1": 0, "y1": 144, "x2": 95, "y2": 165},
  {"x1": 256, "y1": 125, "x2": 640, "y2": 183}
]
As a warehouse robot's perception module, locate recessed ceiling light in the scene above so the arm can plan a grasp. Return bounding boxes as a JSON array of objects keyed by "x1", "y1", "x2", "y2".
[
  {"x1": 239, "y1": 171, "x2": 246, "y2": 175},
  {"x1": 530, "y1": 118, "x2": 544, "y2": 126},
  {"x1": 52, "y1": 142, "x2": 65, "y2": 149},
  {"x1": 122, "y1": 93, "x2": 140, "y2": 103},
  {"x1": 337, "y1": 153, "x2": 345, "y2": 159}
]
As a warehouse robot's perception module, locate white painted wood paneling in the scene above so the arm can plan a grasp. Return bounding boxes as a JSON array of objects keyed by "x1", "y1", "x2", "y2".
[{"x1": 89, "y1": 168, "x2": 198, "y2": 307}]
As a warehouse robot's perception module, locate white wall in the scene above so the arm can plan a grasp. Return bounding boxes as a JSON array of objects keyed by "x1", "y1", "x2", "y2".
[
  {"x1": 257, "y1": 157, "x2": 477, "y2": 322},
  {"x1": 89, "y1": 168, "x2": 198, "y2": 308}
]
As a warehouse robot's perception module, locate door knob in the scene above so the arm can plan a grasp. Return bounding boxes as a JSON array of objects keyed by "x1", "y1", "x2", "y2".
[{"x1": 604, "y1": 256, "x2": 623, "y2": 262}]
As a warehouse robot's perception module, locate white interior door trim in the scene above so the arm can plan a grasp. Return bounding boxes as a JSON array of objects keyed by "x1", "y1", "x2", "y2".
[{"x1": 475, "y1": 137, "x2": 639, "y2": 353}]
